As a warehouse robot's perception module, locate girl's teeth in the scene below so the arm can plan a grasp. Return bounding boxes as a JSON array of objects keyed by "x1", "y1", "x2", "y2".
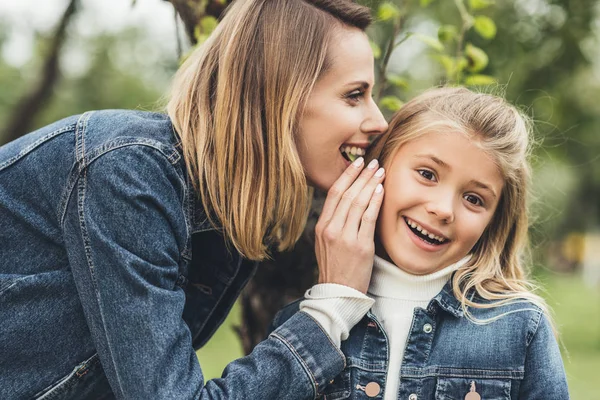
[{"x1": 406, "y1": 217, "x2": 446, "y2": 243}]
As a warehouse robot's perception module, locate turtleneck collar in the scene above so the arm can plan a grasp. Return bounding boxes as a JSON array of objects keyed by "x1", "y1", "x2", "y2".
[{"x1": 368, "y1": 255, "x2": 470, "y2": 301}]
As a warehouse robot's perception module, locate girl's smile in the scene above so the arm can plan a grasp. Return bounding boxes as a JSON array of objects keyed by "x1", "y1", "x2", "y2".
[{"x1": 376, "y1": 127, "x2": 504, "y2": 275}]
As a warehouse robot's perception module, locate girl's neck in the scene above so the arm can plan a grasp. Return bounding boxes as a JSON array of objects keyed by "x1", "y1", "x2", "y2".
[{"x1": 369, "y1": 255, "x2": 464, "y2": 300}]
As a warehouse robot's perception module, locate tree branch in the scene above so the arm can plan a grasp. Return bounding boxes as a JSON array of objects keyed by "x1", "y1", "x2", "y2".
[{"x1": 2, "y1": 0, "x2": 79, "y2": 144}]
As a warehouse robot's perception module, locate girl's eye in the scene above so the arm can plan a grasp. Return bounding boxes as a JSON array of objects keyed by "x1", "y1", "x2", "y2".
[
  {"x1": 464, "y1": 194, "x2": 484, "y2": 206},
  {"x1": 418, "y1": 169, "x2": 436, "y2": 181}
]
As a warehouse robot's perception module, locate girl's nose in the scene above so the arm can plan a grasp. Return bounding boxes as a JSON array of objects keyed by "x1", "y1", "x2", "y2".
[{"x1": 426, "y1": 196, "x2": 455, "y2": 224}]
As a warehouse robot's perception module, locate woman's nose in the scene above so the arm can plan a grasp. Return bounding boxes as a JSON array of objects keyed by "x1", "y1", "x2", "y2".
[{"x1": 362, "y1": 98, "x2": 389, "y2": 136}]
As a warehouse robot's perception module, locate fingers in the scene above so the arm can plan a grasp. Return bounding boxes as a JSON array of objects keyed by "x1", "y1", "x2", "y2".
[
  {"x1": 319, "y1": 157, "x2": 366, "y2": 226},
  {"x1": 326, "y1": 160, "x2": 383, "y2": 231},
  {"x1": 357, "y1": 183, "x2": 384, "y2": 242},
  {"x1": 344, "y1": 168, "x2": 385, "y2": 235}
]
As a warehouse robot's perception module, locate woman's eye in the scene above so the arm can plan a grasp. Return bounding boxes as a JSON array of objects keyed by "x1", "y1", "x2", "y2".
[
  {"x1": 418, "y1": 169, "x2": 436, "y2": 181},
  {"x1": 346, "y1": 90, "x2": 364, "y2": 103},
  {"x1": 464, "y1": 194, "x2": 483, "y2": 206}
]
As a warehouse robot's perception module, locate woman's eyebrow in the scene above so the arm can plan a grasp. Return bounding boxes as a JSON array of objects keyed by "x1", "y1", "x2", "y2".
[{"x1": 344, "y1": 81, "x2": 370, "y2": 89}]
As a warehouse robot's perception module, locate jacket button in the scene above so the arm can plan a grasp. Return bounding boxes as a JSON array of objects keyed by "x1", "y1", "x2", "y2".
[
  {"x1": 365, "y1": 382, "x2": 380, "y2": 397},
  {"x1": 423, "y1": 323, "x2": 433, "y2": 333},
  {"x1": 409, "y1": 394, "x2": 418, "y2": 400}
]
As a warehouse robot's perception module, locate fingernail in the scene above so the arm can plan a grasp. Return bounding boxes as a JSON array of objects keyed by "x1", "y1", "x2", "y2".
[
  {"x1": 375, "y1": 183, "x2": 383, "y2": 193},
  {"x1": 353, "y1": 157, "x2": 364, "y2": 167},
  {"x1": 375, "y1": 167, "x2": 385, "y2": 177},
  {"x1": 367, "y1": 159, "x2": 378, "y2": 169}
]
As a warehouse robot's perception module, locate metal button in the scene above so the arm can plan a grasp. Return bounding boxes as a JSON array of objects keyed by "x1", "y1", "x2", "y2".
[
  {"x1": 409, "y1": 394, "x2": 418, "y2": 400},
  {"x1": 423, "y1": 323, "x2": 433, "y2": 333},
  {"x1": 365, "y1": 382, "x2": 381, "y2": 397}
]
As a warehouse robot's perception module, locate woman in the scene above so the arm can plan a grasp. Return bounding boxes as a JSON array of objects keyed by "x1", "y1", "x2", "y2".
[{"x1": 0, "y1": 0, "x2": 387, "y2": 399}]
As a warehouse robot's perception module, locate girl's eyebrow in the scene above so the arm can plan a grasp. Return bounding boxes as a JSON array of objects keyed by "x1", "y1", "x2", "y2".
[
  {"x1": 414, "y1": 154, "x2": 449, "y2": 169},
  {"x1": 469, "y1": 180, "x2": 498, "y2": 199}
]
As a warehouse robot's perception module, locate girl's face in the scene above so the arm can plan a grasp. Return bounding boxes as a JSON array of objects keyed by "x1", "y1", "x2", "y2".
[
  {"x1": 376, "y1": 127, "x2": 505, "y2": 275},
  {"x1": 297, "y1": 27, "x2": 388, "y2": 191}
]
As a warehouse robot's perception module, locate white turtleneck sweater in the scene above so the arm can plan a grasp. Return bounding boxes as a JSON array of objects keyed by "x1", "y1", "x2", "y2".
[{"x1": 301, "y1": 256, "x2": 467, "y2": 400}]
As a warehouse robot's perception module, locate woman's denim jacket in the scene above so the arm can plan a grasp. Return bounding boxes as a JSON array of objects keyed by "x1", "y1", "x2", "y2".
[
  {"x1": 0, "y1": 110, "x2": 346, "y2": 400},
  {"x1": 273, "y1": 281, "x2": 569, "y2": 400}
]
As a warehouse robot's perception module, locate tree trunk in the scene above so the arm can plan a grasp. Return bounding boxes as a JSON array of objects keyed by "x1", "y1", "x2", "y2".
[
  {"x1": 165, "y1": 0, "x2": 233, "y2": 45},
  {"x1": 2, "y1": 0, "x2": 79, "y2": 144},
  {"x1": 235, "y1": 191, "x2": 325, "y2": 354}
]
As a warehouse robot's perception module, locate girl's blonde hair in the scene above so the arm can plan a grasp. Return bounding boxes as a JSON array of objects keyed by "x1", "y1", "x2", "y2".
[
  {"x1": 368, "y1": 87, "x2": 552, "y2": 323},
  {"x1": 167, "y1": 0, "x2": 371, "y2": 260}
]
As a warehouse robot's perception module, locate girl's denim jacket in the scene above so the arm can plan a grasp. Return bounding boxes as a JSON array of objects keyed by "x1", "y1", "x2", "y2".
[
  {"x1": 272, "y1": 281, "x2": 569, "y2": 400},
  {"x1": 0, "y1": 111, "x2": 345, "y2": 400}
]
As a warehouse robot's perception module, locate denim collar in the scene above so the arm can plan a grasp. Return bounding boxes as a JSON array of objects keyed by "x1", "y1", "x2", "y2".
[{"x1": 430, "y1": 277, "x2": 465, "y2": 318}]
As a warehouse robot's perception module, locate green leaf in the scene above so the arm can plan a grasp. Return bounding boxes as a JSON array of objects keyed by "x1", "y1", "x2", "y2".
[
  {"x1": 473, "y1": 16, "x2": 497, "y2": 39},
  {"x1": 438, "y1": 25, "x2": 458, "y2": 43},
  {"x1": 465, "y1": 43, "x2": 489, "y2": 72},
  {"x1": 420, "y1": 0, "x2": 436, "y2": 6},
  {"x1": 413, "y1": 33, "x2": 444, "y2": 52},
  {"x1": 377, "y1": 2, "x2": 401, "y2": 21},
  {"x1": 387, "y1": 75, "x2": 409, "y2": 89},
  {"x1": 200, "y1": 16, "x2": 218, "y2": 35},
  {"x1": 468, "y1": 0, "x2": 495, "y2": 10},
  {"x1": 433, "y1": 54, "x2": 455, "y2": 76},
  {"x1": 464, "y1": 74, "x2": 497, "y2": 86},
  {"x1": 380, "y1": 96, "x2": 404, "y2": 112},
  {"x1": 370, "y1": 40, "x2": 382, "y2": 59}
]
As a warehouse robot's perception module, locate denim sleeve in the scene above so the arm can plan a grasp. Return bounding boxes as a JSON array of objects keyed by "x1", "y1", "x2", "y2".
[
  {"x1": 62, "y1": 145, "x2": 345, "y2": 400},
  {"x1": 519, "y1": 311, "x2": 569, "y2": 399}
]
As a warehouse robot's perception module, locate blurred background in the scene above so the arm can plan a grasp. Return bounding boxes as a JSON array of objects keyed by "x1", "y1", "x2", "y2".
[{"x1": 0, "y1": 0, "x2": 598, "y2": 398}]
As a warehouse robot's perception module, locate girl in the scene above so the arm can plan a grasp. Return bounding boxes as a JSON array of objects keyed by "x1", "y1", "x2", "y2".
[
  {"x1": 0, "y1": 1, "x2": 388, "y2": 399},
  {"x1": 273, "y1": 87, "x2": 569, "y2": 399}
]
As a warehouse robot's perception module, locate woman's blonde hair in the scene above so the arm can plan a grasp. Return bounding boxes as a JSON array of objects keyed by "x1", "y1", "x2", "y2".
[
  {"x1": 368, "y1": 87, "x2": 552, "y2": 323},
  {"x1": 167, "y1": 0, "x2": 371, "y2": 260}
]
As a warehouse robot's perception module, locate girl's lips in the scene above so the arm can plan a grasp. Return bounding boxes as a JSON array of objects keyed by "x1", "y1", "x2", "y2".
[{"x1": 404, "y1": 218, "x2": 450, "y2": 253}]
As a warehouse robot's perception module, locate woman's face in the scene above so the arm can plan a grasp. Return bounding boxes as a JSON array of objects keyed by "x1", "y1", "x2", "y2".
[{"x1": 297, "y1": 27, "x2": 388, "y2": 191}]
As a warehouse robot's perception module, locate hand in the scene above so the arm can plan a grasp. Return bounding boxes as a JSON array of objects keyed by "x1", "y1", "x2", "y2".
[{"x1": 314, "y1": 157, "x2": 385, "y2": 294}]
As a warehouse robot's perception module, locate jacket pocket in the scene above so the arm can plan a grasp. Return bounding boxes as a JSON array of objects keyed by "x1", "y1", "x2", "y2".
[
  {"x1": 319, "y1": 368, "x2": 351, "y2": 400},
  {"x1": 435, "y1": 377, "x2": 511, "y2": 400},
  {"x1": 33, "y1": 354, "x2": 113, "y2": 400}
]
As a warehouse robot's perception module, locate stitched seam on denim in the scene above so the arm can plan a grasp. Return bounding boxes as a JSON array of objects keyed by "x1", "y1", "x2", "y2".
[
  {"x1": 76, "y1": 138, "x2": 125, "y2": 399},
  {"x1": 299, "y1": 311, "x2": 346, "y2": 368},
  {"x1": 526, "y1": 305, "x2": 543, "y2": 347},
  {"x1": 367, "y1": 313, "x2": 390, "y2": 367},
  {"x1": 181, "y1": 167, "x2": 192, "y2": 260},
  {"x1": 344, "y1": 364, "x2": 387, "y2": 373},
  {"x1": 402, "y1": 366, "x2": 525, "y2": 373},
  {"x1": 84, "y1": 141, "x2": 182, "y2": 168},
  {"x1": 34, "y1": 353, "x2": 99, "y2": 400},
  {"x1": 403, "y1": 372, "x2": 522, "y2": 379},
  {"x1": 401, "y1": 367, "x2": 524, "y2": 379},
  {"x1": 0, "y1": 124, "x2": 76, "y2": 172},
  {"x1": 347, "y1": 359, "x2": 387, "y2": 370},
  {"x1": 270, "y1": 332, "x2": 318, "y2": 399}
]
